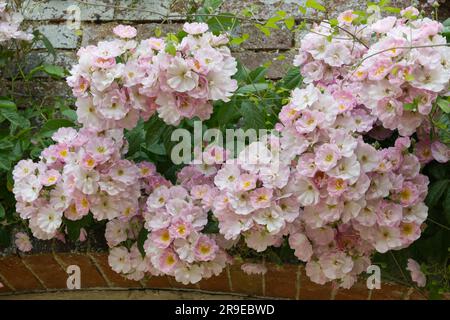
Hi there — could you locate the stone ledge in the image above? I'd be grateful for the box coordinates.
[22,0,115,21]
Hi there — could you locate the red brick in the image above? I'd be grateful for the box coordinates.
[404,287,427,300]
[143,275,172,289]
[370,282,408,300]
[167,276,198,290]
[56,253,108,288]
[21,254,67,289]
[0,256,43,291]
[335,281,370,300]
[298,267,333,300]
[0,281,14,294]
[229,264,263,297]
[89,252,142,288]
[264,263,297,299]
[198,271,231,293]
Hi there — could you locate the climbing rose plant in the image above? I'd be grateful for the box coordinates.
[9,4,450,289]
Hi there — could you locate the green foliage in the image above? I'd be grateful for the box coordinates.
[64,214,94,242]
[0,22,74,249]
[305,0,326,12]
[137,227,149,257]
[202,212,220,234]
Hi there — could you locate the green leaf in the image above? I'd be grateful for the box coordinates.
[0,154,11,171]
[0,108,30,128]
[145,116,167,146]
[202,212,220,234]
[426,180,449,207]
[240,101,265,130]
[248,67,268,83]
[298,6,307,15]
[145,143,166,156]
[265,16,283,29]
[126,120,145,157]
[0,203,5,219]
[329,18,339,27]
[382,6,401,14]
[437,97,450,114]
[203,0,223,12]
[0,139,13,149]
[165,42,177,56]
[279,67,302,89]
[42,64,66,78]
[61,109,78,122]
[137,227,149,257]
[284,16,295,30]
[0,99,16,110]
[443,18,450,27]
[234,61,250,82]
[236,83,269,94]
[207,13,238,34]
[65,214,94,242]
[305,0,326,12]
[403,102,417,111]
[39,119,76,137]
[255,24,271,37]
[33,30,56,58]
[230,33,249,45]
[442,26,450,39]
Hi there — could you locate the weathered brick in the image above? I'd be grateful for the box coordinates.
[21,254,67,289]
[233,23,293,50]
[335,281,370,300]
[115,0,176,21]
[370,282,408,300]
[167,276,198,290]
[297,266,333,300]
[26,50,77,75]
[404,287,427,300]
[89,252,142,288]
[0,80,72,103]
[23,0,115,21]
[0,282,14,294]
[35,24,79,49]
[56,253,108,288]
[198,271,231,293]
[143,275,172,289]
[0,256,43,291]
[222,0,306,20]
[264,263,297,299]
[234,50,295,79]
[229,263,263,296]
[80,22,183,46]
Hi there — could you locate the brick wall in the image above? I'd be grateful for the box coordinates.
[10,0,422,97]
[0,249,426,299]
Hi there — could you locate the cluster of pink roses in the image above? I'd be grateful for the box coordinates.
[67,22,237,129]
[104,164,231,284]
[12,127,142,240]
[141,184,230,284]
[179,84,432,288]
[0,0,33,42]
[294,7,450,162]
[279,88,430,287]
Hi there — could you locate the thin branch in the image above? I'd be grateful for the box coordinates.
[357,43,450,66]
[427,217,450,231]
